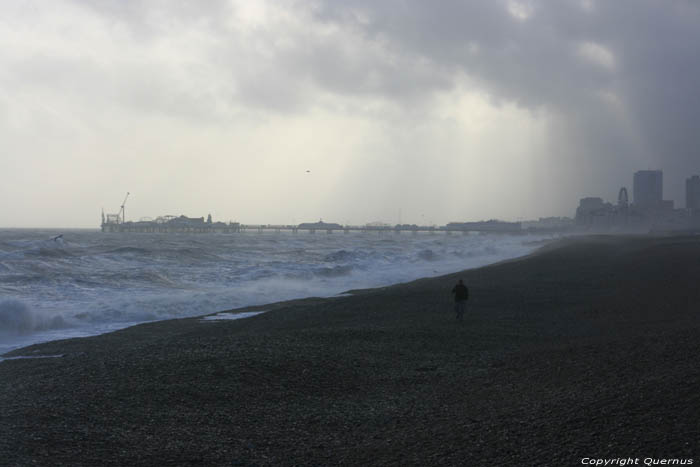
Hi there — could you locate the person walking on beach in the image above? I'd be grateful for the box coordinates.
[451,279,469,322]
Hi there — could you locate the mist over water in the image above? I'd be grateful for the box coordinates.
[0,229,554,354]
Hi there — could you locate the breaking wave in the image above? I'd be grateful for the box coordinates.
[0,299,66,334]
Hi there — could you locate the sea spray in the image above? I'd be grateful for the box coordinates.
[0,299,66,334]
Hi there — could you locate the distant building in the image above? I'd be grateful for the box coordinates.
[659,200,674,210]
[169,215,206,226]
[521,217,573,232]
[686,175,700,210]
[577,197,609,213]
[633,170,663,209]
[574,169,700,233]
[575,197,614,229]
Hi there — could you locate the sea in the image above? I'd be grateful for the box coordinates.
[0,228,556,355]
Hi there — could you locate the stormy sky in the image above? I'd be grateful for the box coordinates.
[1,0,699,228]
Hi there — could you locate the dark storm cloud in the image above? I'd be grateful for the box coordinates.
[310,1,698,116]
[309,0,599,107]
[308,0,700,203]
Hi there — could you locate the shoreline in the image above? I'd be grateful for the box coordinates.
[1,234,698,465]
[1,233,559,358]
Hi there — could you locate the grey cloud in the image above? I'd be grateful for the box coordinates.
[308,0,700,203]
[72,0,233,37]
[55,0,700,143]
[309,0,621,110]
[5,0,699,223]
[71,0,700,206]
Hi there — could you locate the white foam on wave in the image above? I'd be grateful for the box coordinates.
[0,299,67,334]
[200,311,267,321]
[0,354,64,363]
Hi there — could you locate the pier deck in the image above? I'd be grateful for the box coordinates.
[101,223,522,234]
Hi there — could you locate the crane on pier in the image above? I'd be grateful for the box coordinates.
[118,192,130,224]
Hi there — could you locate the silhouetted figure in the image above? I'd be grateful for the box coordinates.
[451,279,469,322]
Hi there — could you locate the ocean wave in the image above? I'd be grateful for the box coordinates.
[0,251,24,261]
[28,247,73,258]
[324,249,355,262]
[171,247,221,261]
[315,265,354,277]
[107,246,151,255]
[0,299,67,334]
[1,244,70,260]
[124,270,181,288]
[104,246,222,263]
[0,274,46,285]
[323,249,377,263]
[417,249,438,261]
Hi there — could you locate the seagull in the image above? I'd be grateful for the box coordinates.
[52,234,63,242]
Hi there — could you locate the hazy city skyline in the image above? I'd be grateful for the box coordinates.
[2,1,699,228]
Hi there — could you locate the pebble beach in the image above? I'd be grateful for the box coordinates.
[1,234,698,466]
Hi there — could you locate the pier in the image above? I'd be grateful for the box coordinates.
[100,216,523,235]
[101,194,524,235]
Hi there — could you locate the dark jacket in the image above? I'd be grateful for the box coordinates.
[452,283,469,302]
